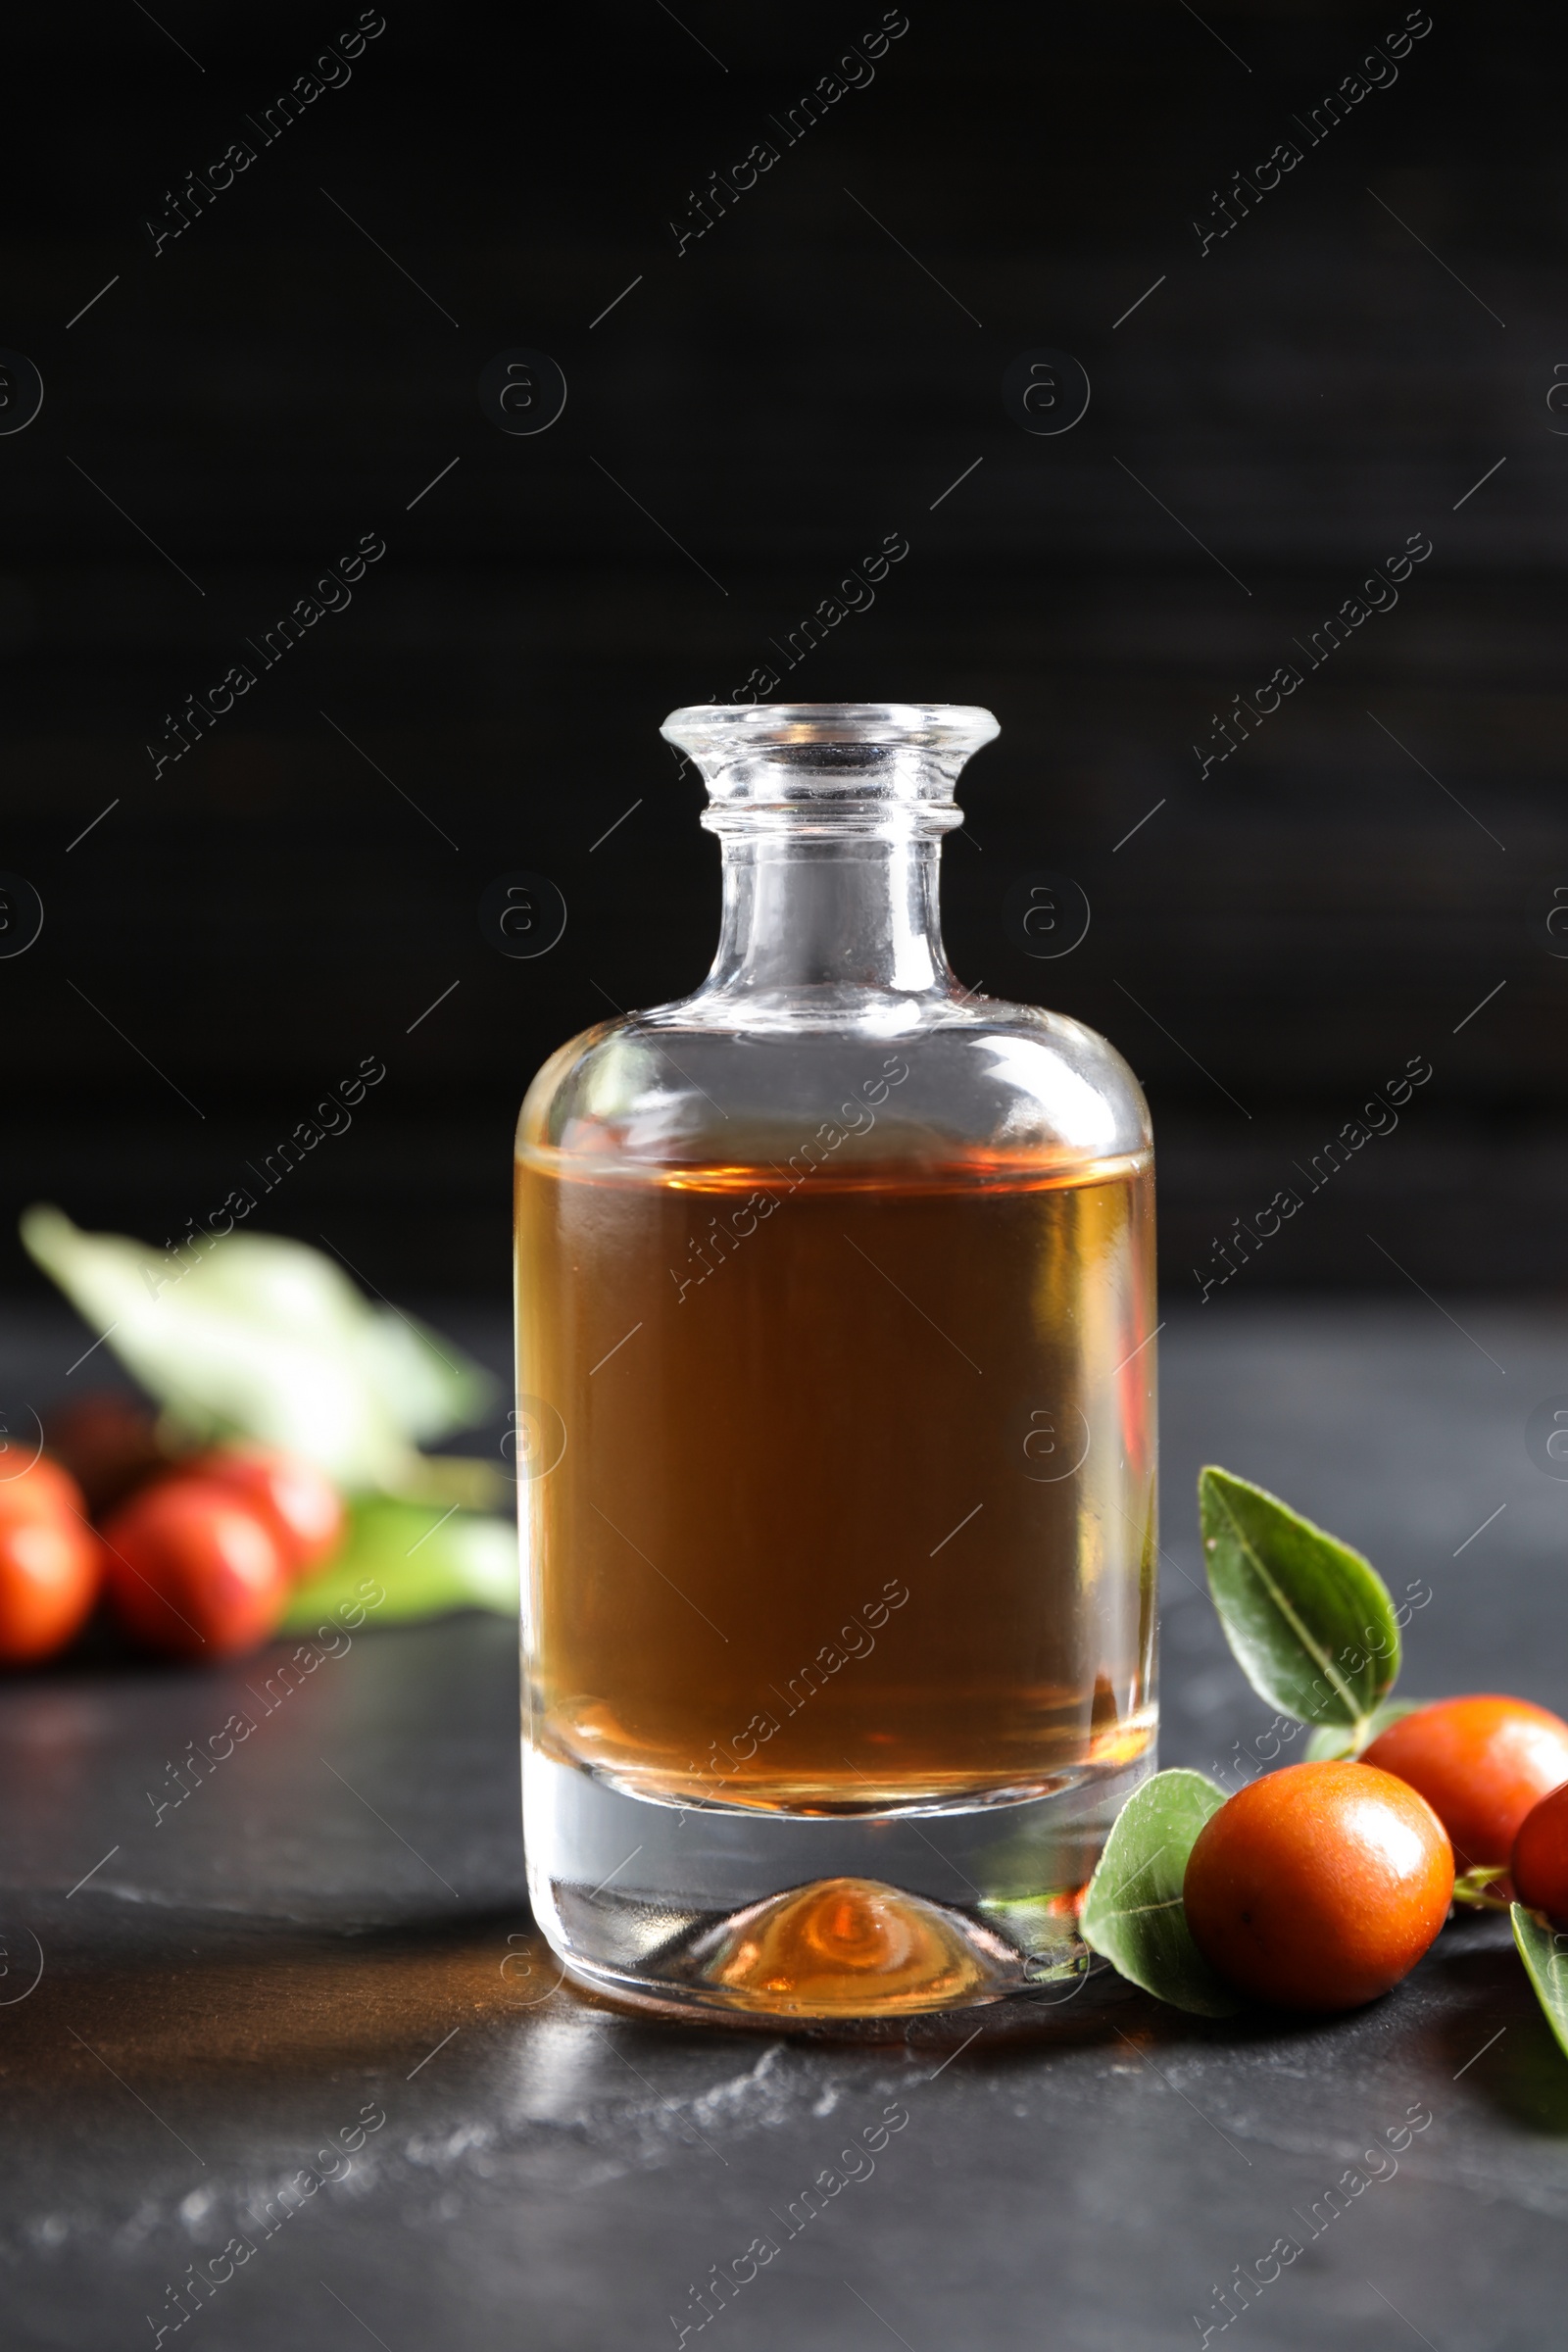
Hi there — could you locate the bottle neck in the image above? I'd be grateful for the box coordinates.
[706,832,953,1003]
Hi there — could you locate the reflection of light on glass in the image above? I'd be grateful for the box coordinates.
[975,1037,1120,1152]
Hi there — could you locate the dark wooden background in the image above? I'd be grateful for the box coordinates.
[1,0,1561,1302]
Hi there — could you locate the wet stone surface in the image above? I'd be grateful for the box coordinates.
[1,1299,1565,2349]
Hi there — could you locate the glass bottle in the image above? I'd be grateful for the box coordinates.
[514,704,1156,2022]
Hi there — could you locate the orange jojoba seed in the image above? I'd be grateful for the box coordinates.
[1362,1695,1568,1873]
[1183,1760,1453,2013]
[1510,1780,1568,1919]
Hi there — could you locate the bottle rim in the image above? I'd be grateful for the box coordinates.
[662,702,1000,765]
[662,704,999,835]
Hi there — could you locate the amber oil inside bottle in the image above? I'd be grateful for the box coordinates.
[516,1134,1155,1814]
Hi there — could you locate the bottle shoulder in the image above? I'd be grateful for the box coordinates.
[518,991,1151,1175]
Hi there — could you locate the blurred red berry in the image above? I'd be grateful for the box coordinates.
[101,1479,290,1659]
[183,1444,344,1577]
[0,1512,104,1664]
[43,1394,167,1516]
[0,1451,89,1528]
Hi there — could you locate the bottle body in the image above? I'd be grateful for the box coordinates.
[515,707,1156,2020]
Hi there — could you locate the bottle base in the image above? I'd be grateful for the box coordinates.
[523,1743,1153,2026]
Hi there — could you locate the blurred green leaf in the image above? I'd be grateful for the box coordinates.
[21,1207,496,1489]
[1199,1465,1400,1734]
[1080,1768,1241,2016]
[281,1496,517,1632]
[387,1452,513,1512]
[355,1305,498,1446]
[1512,1903,1568,2063]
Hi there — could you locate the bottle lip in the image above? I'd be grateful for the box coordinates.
[662,702,1001,761]
[662,703,1000,833]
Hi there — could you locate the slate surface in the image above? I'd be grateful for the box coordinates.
[2,1298,1565,2349]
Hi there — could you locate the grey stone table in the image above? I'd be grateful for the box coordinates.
[3,1299,1567,2351]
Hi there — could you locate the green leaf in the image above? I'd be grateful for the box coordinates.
[1199,1465,1401,1734]
[280,1497,518,1632]
[1304,1697,1426,1762]
[20,1207,497,1489]
[1512,1903,1568,2063]
[1080,1768,1241,2016]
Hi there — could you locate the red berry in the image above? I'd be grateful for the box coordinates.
[1361,1695,1568,1872]
[0,1514,104,1663]
[1511,1781,1568,1917]
[0,1451,89,1528]
[101,1479,290,1659]
[183,1444,344,1576]
[1183,1761,1453,2012]
[46,1393,167,1515]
